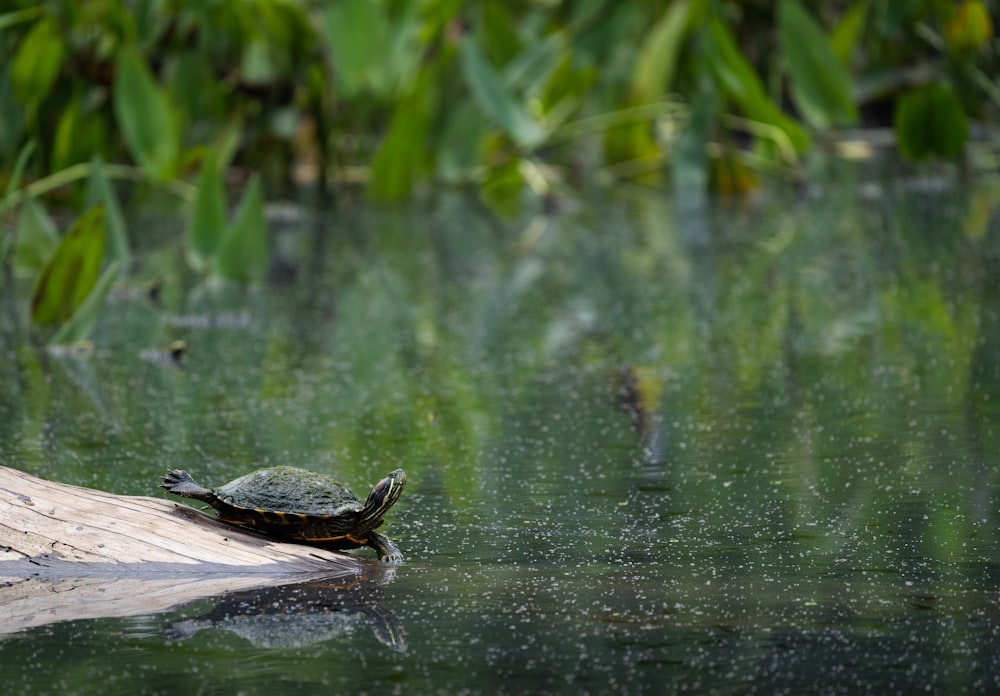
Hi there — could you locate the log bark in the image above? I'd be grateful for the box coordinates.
[0,466,380,637]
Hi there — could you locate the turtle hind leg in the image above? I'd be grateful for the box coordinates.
[161,469,216,504]
[368,532,403,563]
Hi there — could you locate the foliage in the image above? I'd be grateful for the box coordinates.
[113,48,180,182]
[0,0,996,208]
[778,0,858,129]
[29,205,105,326]
[894,82,970,159]
[0,0,998,347]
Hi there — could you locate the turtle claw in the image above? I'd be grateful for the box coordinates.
[369,532,403,563]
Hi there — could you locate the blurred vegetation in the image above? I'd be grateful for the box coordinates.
[2,0,997,198]
[1,4,999,688]
[0,0,998,344]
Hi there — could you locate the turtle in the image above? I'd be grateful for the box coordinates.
[161,466,406,562]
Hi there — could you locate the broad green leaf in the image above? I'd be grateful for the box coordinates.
[85,157,129,274]
[703,19,760,103]
[894,83,968,160]
[778,0,858,129]
[188,153,227,272]
[14,197,58,271]
[631,1,691,102]
[31,206,106,326]
[323,0,390,96]
[10,16,64,110]
[704,16,810,154]
[830,2,868,66]
[380,1,423,93]
[370,94,430,200]
[215,175,268,283]
[50,261,120,346]
[113,49,179,180]
[459,35,546,149]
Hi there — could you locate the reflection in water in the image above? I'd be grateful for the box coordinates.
[6,186,1000,692]
[608,365,667,465]
[166,569,407,652]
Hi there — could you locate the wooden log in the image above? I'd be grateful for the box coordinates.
[0,465,379,637]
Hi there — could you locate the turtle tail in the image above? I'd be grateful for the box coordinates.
[161,469,215,503]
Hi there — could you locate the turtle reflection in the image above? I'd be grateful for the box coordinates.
[165,572,407,652]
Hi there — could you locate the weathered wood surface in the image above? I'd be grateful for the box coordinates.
[0,466,370,636]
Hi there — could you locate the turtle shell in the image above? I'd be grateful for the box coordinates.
[162,465,406,559]
[214,466,362,518]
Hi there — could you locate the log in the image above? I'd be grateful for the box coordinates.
[0,466,393,639]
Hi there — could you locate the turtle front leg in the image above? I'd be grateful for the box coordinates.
[367,532,403,563]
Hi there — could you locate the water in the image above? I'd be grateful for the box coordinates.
[3,180,1000,694]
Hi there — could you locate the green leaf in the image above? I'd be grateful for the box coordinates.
[85,157,129,274]
[50,261,120,346]
[52,97,83,170]
[829,2,868,66]
[459,35,546,149]
[370,94,430,201]
[323,0,390,96]
[10,16,64,111]
[14,197,58,271]
[778,0,858,129]
[215,175,268,283]
[704,16,810,154]
[113,48,179,180]
[631,1,691,102]
[0,7,44,33]
[503,29,567,98]
[31,206,106,326]
[188,153,227,272]
[53,96,109,171]
[894,83,969,160]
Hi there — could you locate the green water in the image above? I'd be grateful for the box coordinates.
[3,181,1000,694]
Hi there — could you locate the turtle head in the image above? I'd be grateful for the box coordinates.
[359,468,406,530]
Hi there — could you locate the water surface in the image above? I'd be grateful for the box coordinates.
[2,181,1000,694]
